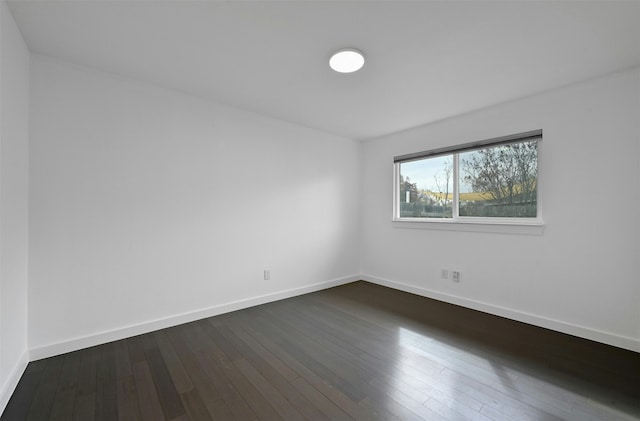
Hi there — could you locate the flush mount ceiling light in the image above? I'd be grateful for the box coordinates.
[329,48,365,73]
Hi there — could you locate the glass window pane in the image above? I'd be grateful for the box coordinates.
[399,156,453,218]
[459,141,537,218]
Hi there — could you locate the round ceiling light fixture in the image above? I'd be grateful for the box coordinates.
[329,48,365,73]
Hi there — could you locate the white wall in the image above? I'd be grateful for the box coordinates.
[0,0,30,412]
[28,55,361,358]
[361,67,640,352]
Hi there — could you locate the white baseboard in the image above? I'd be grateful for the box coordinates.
[0,350,29,415]
[26,273,640,361]
[29,275,359,361]
[361,274,640,353]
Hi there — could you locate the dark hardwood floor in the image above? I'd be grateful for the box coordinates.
[3,281,639,420]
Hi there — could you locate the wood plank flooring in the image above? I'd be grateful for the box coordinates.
[3,281,640,420]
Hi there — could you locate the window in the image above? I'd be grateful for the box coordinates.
[394,130,541,224]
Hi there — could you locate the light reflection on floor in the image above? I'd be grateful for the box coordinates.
[384,326,640,421]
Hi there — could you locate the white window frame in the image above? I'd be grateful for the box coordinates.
[393,130,544,230]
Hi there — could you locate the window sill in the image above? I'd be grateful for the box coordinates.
[392,218,545,235]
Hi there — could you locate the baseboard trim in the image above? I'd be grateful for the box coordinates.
[0,350,29,415]
[29,275,359,361]
[27,273,640,360]
[361,274,640,353]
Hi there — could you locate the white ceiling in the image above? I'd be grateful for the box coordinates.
[7,0,640,140]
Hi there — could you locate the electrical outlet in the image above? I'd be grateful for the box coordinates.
[264,270,270,280]
[452,271,460,282]
[440,269,449,279]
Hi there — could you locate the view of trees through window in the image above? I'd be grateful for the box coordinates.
[398,140,538,219]
[399,155,453,218]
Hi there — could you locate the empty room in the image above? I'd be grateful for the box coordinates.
[1,0,640,420]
